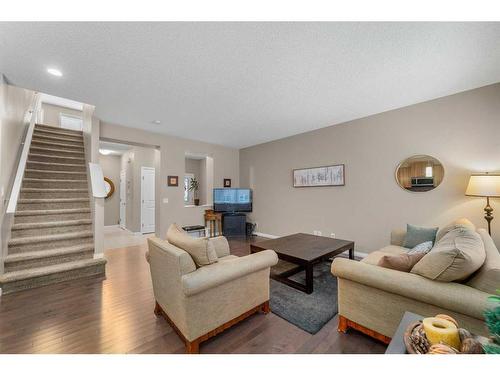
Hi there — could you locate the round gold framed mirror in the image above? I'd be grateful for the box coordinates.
[395,155,444,192]
[104,177,115,199]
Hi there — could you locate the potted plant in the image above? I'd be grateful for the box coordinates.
[189,178,200,206]
[483,290,500,354]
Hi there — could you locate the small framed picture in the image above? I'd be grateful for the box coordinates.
[224,178,231,187]
[168,175,179,186]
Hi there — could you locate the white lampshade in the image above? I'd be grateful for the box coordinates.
[465,174,500,197]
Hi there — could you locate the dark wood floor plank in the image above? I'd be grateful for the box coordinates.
[0,235,386,354]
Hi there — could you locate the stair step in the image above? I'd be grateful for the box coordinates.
[26,160,86,172]
[4,244,95,272]
[8,230,93,246]
[35,124,83,136]
[29,146,85,158]
[11,219,93,238]
[8,230,93,254]
[31,139,84,151]
[32,134,83,146]
[20,188,88,199]
[0,258,106,294]
[24,169,87,180]
[34,128,83,141]
[16,198,90,211]
[14,208,91,224]
[28,153,85,164]
[22,178,87,189]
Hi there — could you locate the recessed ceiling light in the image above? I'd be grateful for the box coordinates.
[47,68,63,77]
[99,149,112,155]
[152,120,161,124]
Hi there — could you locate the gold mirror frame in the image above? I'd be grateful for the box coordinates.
[104,177,115,199]
[395,155,444,193]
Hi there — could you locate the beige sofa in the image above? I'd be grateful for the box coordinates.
[331,228,499,342]
[147,235,278,353]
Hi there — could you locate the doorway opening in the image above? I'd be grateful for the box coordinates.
[99,139,160,244]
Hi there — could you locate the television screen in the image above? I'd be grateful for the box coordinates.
[213,188,252,212]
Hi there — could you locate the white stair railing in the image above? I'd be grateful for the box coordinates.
[6,93,41,214]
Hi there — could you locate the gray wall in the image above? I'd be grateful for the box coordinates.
[41,103,82,127]
[100,122,239,237]
[240,83,500,254]
[99,154,121,226]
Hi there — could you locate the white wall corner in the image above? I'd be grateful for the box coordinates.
[93,253,105,259]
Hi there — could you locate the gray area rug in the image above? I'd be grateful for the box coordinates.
[270,261,338,334]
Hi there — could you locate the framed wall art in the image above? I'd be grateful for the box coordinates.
[293,164,345,187]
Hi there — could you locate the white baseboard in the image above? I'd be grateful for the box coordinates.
[104,225,120,228]
[253,232,368,259]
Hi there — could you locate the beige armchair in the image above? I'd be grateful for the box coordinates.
[147,235,278,353]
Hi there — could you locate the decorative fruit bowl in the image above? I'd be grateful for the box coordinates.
[403,314,485,354]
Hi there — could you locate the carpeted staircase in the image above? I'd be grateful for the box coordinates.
[0,124,106,294]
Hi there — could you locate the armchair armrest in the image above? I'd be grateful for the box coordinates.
[182,250,278,296]
[331,258,492,320]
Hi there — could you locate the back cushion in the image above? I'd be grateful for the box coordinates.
[411,228,485,282]
[436,218,476,243]
[466,229,500,294]
[166,224,218,267]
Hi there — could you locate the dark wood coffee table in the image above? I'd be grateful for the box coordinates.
[250,233,354,294]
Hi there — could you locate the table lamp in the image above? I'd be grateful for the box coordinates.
[465,173,500,235]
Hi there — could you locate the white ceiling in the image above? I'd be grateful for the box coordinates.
[99,141,132,156]
[40,93,84,111]
[1,22,500,149]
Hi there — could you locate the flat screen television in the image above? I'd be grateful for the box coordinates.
[213,188,252,213]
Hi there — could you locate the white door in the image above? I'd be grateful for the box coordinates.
[141,167,155,234]
[119,170,126,229]
[59,114,83,131]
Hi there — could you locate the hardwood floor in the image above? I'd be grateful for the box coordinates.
[0,236,386,354]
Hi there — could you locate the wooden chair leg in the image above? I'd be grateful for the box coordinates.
[186,340,200,354]
[338,315,348,333]
[261,301,270,314]
[154,301,162,316]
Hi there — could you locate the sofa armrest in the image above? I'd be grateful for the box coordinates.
[182,249,278,296]
[391,229,406,246]
[210,236,231,258]
[331,258,492,320]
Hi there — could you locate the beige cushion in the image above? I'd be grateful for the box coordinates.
[466,228,500,294]
[377,252,426,272]
[166,224,218,267]
[411,228,485,282]
[436,218,476,242]
[362,245,407,266]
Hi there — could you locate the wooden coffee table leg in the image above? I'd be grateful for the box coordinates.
[305,263,313,294]
[349,247,355,260]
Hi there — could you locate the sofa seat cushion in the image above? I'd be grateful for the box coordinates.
[466,228,500,294]
[411,227,485,282]
[167,224,218,267]
[362,245,407,266]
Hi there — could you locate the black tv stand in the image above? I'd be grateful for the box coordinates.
[222,212,246,237]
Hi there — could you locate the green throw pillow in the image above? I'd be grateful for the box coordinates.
[403,224,439,248]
